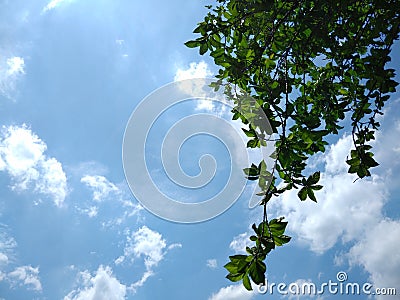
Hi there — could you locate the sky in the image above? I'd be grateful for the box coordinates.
[0,0,399,299]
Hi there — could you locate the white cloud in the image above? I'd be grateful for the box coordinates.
[272,134,387,253]
[78,175,142,223]
[126,226,166,269]
[0,56,25,99]
[0,125,67,207]
[6,57,24,76]
[174,61,216,111]
[229,232,252,254]
[174,61,213,82]
[268,103,400,299]
[114,256,125,265]
[78,206,98,218]
[207,259,218,269]
[0,253,8,265]
[42,0,74,13]
[324,135,353,175]
[129,270,153,292]
[209,284,256,300]
[168,243,182,250]
[112,199,143,224]
[64,265,126,300]
[81,175,119,202]
[115,226,179,293]
[8,265,42,292]
[347,219,400,299]
[0,229,17,264]
[36,157,68,207]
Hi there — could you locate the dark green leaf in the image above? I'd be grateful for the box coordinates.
[242,274,252,290]
[298,187,307,201]
[184,40,200,48]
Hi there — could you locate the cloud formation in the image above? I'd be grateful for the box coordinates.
[269,105,400,298]
[0,228,43,293]
[0,125,68,207]
[7,265,42,292]
[0,56,25,99]
[0,228,16,268]
[78,174,142,222]
[64,265,126,300]
[209,284,255,300]
[229,232,252,254]
[81,175,119,202]
[347,219,400,299]
[174,61,215,111]
[174,61,213,82]
[115,226,181,293]
[42,0,75,13]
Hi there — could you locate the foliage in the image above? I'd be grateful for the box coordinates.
[186,0,400,290]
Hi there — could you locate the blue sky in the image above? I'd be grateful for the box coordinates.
[0,0,399,299]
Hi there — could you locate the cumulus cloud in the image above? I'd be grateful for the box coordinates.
[267,103,400,299]
[64,265,126,300]
[229,232,252,254]
[0,125,67,207]
[271,134,388,253]
[6,57,24,76]
[128,226,166,269]
[347,219,400,299]
[174,61,213,82]
[81,175,119,202]
[0,229,43,293]
[8,265,42,292]
[115,226,180,293]
[0,253,8,265]
[209,284,256,300]
[0,56,25,99]
[174,61,216,111]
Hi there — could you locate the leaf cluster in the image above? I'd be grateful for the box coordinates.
[186,0,400,289]
[224,218,291,290]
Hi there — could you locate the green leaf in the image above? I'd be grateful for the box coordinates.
[226,273,244,282]
[224,261,239,273]
[184,40,200,48]
[187,0,399,288]
[242,274,252,290]
[307,188,317,202]
[260,237,275,252]
[259,160,268,176]
[311,185,323,190]
[228,255,248,263]
[242,128,256,138]
[274,235,291,246]
[199,42,208,55]
[247,139,259,148]
[298,187,307,201]
[269,219,287,236]
[307,171,320,185]
[248,260,266,285]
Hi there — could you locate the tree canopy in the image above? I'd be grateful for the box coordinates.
[186,0,400,290]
